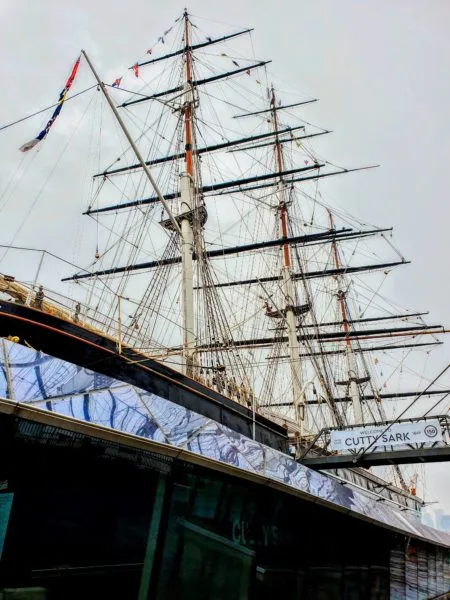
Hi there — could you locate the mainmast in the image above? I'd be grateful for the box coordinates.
[180,10,196,377]
[329,210,364,424]
[270,87,306,431]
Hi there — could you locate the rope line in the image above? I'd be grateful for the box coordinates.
[0,85,97,133]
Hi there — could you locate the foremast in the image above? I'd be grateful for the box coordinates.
[180,10,196,377]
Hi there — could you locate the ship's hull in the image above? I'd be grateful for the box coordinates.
[1,302,450,599]
[0,300,287,451]
[0,400,448,599]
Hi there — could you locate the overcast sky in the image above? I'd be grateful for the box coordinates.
[0,0,449,518]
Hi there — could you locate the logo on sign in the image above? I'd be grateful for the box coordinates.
[424,425,438,438]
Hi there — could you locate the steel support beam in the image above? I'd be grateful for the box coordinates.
[301,446,450,469]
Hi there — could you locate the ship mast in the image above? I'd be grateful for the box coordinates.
[180,10,196,377]
[328,210,364,424]
[270,86,306,430]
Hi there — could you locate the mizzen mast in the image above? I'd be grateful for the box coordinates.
[329,210,365,424]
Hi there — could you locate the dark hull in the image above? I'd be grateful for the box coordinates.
[0,300,287,451]
[1,399,443,600]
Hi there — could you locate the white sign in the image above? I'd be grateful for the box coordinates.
[330,420,442,451]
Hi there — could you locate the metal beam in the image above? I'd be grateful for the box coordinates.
[121,60,271,107]
[65,228,375,281]
[189,323,443,351]
[260,388,450,408]
[87,162,323,214]
[194,260,410,290]
[266,341,442,360]
[135,28,254,68]
[227,130,330,153]
[93,125,308,178]
[233,99,318,118]
[301,446,450,469]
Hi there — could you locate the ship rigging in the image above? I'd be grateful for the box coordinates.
[0,10,448,497]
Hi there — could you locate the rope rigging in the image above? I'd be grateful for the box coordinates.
[0,11,446,506]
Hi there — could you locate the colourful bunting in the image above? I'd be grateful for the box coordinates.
[117,21,177,89]
[19,55,80,152]
[102,19,269,116]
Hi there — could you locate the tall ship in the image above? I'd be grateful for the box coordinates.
[0,11,449,599]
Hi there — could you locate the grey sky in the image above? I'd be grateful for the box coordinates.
[0,0,449,517]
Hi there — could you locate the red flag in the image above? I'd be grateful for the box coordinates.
[64,56,80,92]
[112,78,122,88]
[132,63,139,77]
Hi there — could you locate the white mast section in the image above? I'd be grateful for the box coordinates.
[346,339,364,423]
[282,263,305,425]
[180,169,196,377]
[180,11,196,377]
